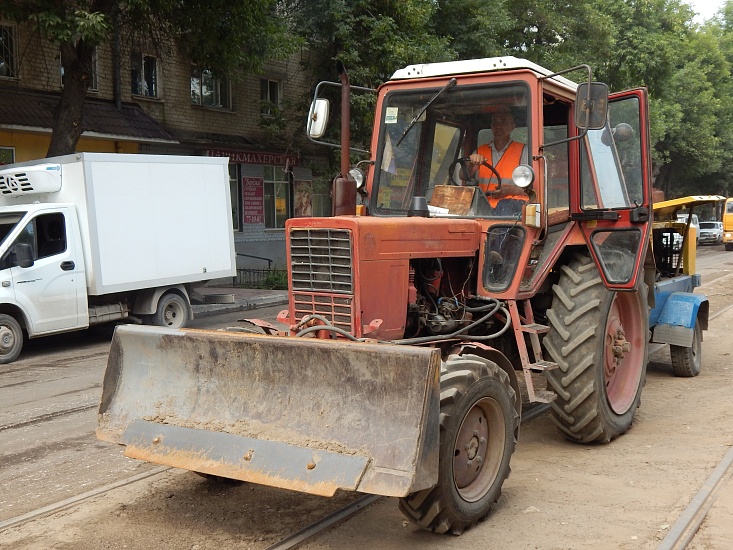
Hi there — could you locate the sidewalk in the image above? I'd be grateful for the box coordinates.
[190,285,289,318]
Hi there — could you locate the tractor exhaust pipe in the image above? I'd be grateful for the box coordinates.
[332,61,356,216]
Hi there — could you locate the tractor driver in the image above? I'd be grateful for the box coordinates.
[469,105,529,216]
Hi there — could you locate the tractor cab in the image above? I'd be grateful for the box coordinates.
[358,57,652,291]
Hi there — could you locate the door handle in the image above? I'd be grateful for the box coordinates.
[60,261,75,271]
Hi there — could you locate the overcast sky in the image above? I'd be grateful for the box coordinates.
[687,0,726,22]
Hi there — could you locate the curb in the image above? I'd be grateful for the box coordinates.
[192,294,289,318]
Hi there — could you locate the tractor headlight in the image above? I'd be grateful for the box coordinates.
[512,164,534,188]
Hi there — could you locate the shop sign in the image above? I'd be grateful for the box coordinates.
[208,149,299,167]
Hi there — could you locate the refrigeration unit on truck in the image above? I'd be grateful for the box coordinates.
[0,152,236,364]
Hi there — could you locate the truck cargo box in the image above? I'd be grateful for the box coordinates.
[0,153,235,295]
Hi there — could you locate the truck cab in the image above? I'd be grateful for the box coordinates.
[0,205,88,338]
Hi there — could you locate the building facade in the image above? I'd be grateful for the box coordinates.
[0,19,331,270]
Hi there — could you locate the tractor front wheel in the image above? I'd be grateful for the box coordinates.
[543,253,648,443]
[398,354,519,535]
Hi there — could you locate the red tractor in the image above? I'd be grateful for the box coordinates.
[98,57,653,534]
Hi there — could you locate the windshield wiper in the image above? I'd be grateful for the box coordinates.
[396,78,457,147]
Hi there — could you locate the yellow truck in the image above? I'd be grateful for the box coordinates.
[723,197,733,251]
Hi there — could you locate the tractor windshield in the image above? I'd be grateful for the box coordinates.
[580,95,644,210]
[372,83,531,218]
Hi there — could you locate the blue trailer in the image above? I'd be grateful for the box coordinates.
[650,196,724,376]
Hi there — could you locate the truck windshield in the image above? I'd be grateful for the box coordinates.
[372,83,530,217]
[0,213,24,247]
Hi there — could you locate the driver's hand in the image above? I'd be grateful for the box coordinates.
[469,153,486,165]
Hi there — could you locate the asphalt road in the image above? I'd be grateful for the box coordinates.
[0,243,731,535]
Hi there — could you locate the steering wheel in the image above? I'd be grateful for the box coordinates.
[448,157,502,191]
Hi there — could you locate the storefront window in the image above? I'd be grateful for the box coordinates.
[264,165,290,229]
[229,164,240,231]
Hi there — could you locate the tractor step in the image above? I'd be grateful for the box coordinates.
[527,360,558,372]
[519,323,550,334]
[532,390,557,403]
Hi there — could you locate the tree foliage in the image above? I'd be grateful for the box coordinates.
[4,0,733,200]
[0,0,295,156]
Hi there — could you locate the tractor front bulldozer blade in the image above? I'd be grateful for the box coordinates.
[97,325,441,497]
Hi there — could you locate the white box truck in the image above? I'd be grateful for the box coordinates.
[0,153,236,363]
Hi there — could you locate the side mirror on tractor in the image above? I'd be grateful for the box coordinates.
[307,98,330,139]
[575,82,609,130]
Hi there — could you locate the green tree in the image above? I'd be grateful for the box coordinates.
[0,0,294,157]
[282,0,455,154]
[501,0,615,70]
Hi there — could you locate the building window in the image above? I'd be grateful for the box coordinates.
[131,52,157,97]
[264,165,290,229]
[61,47,98,91]
[0,24,17,78]
[260,78,281,116]
[191,68,230,108]
[0,146,14,165]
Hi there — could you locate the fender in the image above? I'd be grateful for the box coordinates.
[132,285,190,315]
[450,342,522,420]
[650,291,708,348]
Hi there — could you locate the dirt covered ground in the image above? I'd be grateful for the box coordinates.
[2,276,733,549]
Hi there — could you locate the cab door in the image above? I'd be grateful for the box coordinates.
[8,209,83,334]
[573,88,652,290]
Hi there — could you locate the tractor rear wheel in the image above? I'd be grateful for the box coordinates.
[398,354,519,535]
[543,253,648,443]
[670,322,702,377]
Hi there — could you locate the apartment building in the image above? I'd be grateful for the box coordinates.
[0,20,329,269]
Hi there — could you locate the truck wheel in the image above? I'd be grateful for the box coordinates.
[670,322,702,377]
[544,253,648,443]
[152,293,190,329]
[398,354,519,535]
[726,243,733,251]
[0,314,23,364]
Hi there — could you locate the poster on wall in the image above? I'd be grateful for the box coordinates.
[242,176,264,224]
[294,180,313,217]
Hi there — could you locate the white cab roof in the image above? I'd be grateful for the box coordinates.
[390,56,578,90]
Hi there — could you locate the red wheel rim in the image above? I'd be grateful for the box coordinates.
[603,292,644,414]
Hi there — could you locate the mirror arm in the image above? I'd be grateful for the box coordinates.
[540,128,588,151]
[306,80,375,154]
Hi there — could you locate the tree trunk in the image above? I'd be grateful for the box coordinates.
[654,163,673,201]
[46,42,92,158]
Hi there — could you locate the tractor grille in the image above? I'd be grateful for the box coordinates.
[290,228,355,333]
[290,228,353,293]
[293,293,354,333]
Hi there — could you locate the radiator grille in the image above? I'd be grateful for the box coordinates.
[290,228,353,293]
[293,293,354,333]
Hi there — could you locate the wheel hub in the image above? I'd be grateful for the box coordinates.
[0,326,15,352]
[453,406,489,489]
[605,317,631,378]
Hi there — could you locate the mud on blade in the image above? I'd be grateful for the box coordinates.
[97,325,441,497]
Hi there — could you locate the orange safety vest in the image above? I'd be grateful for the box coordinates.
[476,141,525,206]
